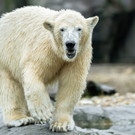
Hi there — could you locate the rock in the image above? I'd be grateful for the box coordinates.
[84,81,116,96]
[0,105,135,135]
[0,119,122,135]
[103,105,135,124]
[99,84,116,95]
[0,125,86,135]
[74,105,135,135]
[0,112,91,135]
[0,111,89,135]
[74,106,112,129]
[110,125,135,135]
[104,105,135,135]
[75,126,125,135]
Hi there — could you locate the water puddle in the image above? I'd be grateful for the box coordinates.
[75,118,113,130]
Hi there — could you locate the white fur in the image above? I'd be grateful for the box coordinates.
[7,117,34,127]
[0,6,98,132]
[61,27,81,59]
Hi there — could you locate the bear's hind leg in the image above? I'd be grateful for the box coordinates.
[0,70,34,127]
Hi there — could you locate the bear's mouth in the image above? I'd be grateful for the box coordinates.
[66,50,76,59]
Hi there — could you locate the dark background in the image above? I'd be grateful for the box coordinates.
[0,0,135,63]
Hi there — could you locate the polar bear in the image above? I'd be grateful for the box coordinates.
[0,6,98,132]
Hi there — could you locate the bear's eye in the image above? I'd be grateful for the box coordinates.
[60,28,65,32]
[77,27,82,32]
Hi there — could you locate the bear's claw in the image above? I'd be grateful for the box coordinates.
[49,119,75,132]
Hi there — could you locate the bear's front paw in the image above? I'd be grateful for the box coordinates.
[28,101,53,124]
[7,117,35,127]
[49,118,75,132]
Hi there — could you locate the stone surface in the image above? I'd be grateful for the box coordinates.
[0,105,135,135]
[74,105,135,135]
[0,113,91,135]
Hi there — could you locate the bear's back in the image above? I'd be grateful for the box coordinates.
[0,6,59,81]
[0,6,58,50]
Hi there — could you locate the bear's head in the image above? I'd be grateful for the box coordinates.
[43,10,99,62]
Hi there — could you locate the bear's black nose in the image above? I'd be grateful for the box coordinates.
[66,41,75,50]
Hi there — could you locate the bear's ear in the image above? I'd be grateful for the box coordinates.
[43,21,54,32]
[86,16,99,29]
